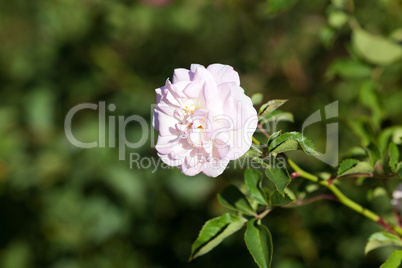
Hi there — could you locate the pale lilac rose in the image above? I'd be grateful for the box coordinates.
[153,64,258,177]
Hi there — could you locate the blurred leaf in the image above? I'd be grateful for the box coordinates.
[352,27,402,65]
[366,142,382,166]
[320,26,336,48]
[1,241,32,268]
[389,142,400,172]
[265,164,291,196]
[245,169,268,205]
[218,185,255,216]
[384,90,402,117]
[252,93,264,105]
[268,132,317,156]
[331,0,345,8]
[190,213,246,260]
[390,28,402,43]
[25,88,55,140]
[379,126,402,153]
[347,118,375,146]
[365,232,402,254]
[244,218,273,268]
[259,99,288,118]
[328,11,348,29]
[269,190,295,206]
[381,250,402,268]
[326,58,372,80]
[331,0,354,11]
[397,163,402,178]
[359,80,383,128]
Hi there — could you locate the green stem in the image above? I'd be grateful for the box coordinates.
[288,159,402,237]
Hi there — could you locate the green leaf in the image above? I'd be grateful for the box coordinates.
[244,218,273,268]
[365,232,402,254]
[366,142,382,166]
[268,132,317,156]
[259,110,294,123]
[265,165,291,196]
[352,27,402,65]
[347,118,375,146]
[338,159,374,177]
[259,99,288,117]
[267,0,298,14]
[359,80,383,128]
[270,139,299,154]
[397,163,402,179]
[252,157,269,168]
[269,190,295,206]
[328,10,348,29]
[217,185,255,216]
[267,131,282,146]
[245,169,268,206]
[331,0,354,11]
[252,93,264,106]
[242,144,263,159]
[325,58,372,80]
[379,126,402,153]
[381,250,402,268]
[320,26,336,48]
[190,213,246,260]
[389,142,400,173]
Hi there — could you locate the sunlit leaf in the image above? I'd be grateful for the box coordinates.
[190,213,246,260]
[352,27,402,65]
[268,132,317,156]
[244,218,273,268]
[365,232,402,254]
[338,159,374,177]
[267,131,282,146]
[259,99,288,117]
[242,144,263,159]
[252,93,264,105]
[381,250,402,268]
[328,11,348,29]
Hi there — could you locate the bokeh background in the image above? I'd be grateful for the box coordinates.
[1,0,402,267]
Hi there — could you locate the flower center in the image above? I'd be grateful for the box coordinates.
[183,104,198,115]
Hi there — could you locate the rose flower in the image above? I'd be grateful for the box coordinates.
[153,64,257,177]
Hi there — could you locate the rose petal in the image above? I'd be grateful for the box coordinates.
[207,63,240,86]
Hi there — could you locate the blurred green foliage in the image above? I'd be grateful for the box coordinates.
[0,0,401,267]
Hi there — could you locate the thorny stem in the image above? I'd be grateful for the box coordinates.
[256,208,271,219]
[257,123,270,139]
[287,194,339,207]
[288,159,402,237]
